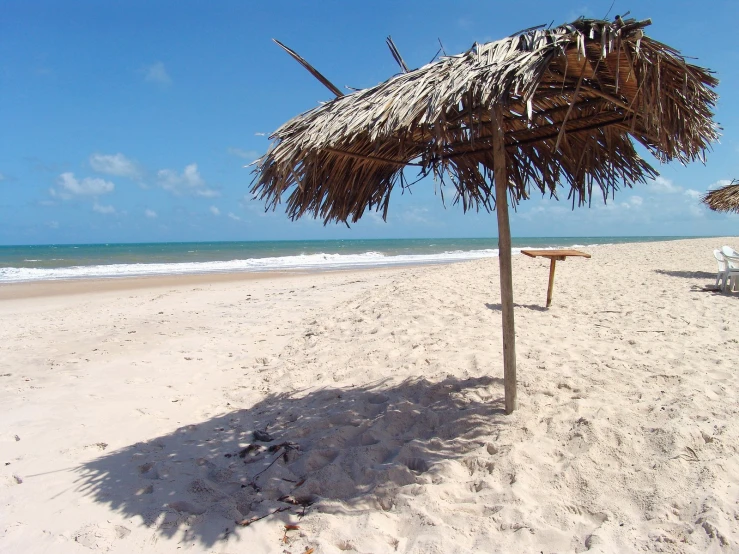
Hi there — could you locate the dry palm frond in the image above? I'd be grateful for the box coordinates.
[252,17,718,224]
[702,180,739,213]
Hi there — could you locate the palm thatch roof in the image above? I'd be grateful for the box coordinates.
[251,17,718,224]
[702,180,739,213]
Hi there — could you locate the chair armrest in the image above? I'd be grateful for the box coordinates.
[726,255,739,270]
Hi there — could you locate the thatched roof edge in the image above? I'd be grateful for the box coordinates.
[702,180,739,213]
[252,17,719,224]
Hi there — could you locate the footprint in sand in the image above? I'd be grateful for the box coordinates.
[168,500,206,515]
[357,431,381,446]
[138,461,173,480]
[299,449,340,473]
[403,457,430,473]
[135,485,154,495]
[367,393,389,404]
[73,523,131,551]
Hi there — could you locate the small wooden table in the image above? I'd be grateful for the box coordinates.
[520,249,591,307]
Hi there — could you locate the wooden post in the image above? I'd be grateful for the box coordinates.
[492,105,517,414]
[546,259,557,308]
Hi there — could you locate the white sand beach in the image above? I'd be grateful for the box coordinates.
[1,237,739,553]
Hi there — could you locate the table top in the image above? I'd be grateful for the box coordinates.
[520,249,592,259]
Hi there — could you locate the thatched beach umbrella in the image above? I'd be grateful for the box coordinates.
[252,17,718,413]
[702,180,739,213]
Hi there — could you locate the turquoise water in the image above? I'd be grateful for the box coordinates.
[0,237,696,282]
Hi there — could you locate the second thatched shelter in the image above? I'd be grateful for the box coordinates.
[702,180,739,213]
[252,16,719,413]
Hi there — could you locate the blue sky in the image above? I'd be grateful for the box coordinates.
[1,0,738,245]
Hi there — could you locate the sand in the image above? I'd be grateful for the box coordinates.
[1,237,738,553]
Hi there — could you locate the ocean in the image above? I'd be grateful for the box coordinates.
[0,237,690,283]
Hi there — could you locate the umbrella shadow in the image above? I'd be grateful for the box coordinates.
[688,284,739,298]
[485,302,548,312]
[655,270,739,298]
[654,269,716,279]
[74,375,505,547]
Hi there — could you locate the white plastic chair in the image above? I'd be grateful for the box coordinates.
[720,246,739,292]
[714,250,730,290]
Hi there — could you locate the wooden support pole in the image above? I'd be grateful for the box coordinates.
[546,259,557,308]
[492,105,517,415]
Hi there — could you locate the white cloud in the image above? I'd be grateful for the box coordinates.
[0,172,5,181]
[568,5,594,21]
[210,206,220,216]
[47,220,59,229]
[227,212,241,221]
[158,164,203,189]
[156,163,220,197]
[688,203,705,218]
[706,179,733,192]
[520,198,585,219]
[227,147,259,160]
[90,153,141,179]
[51,172,115,198]
[367,211,385,225]
[93,202,116,214]
[649,176,732,204]
[145,209,157,218]
[254,132,266,137]
[242,197,277,218]
[400,206,432,224]
[144,62,171,85]
[650,176,682,194]
[514,175,725,233]
[457,17,472,29]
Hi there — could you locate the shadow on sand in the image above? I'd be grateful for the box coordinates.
[75,375,505,547]
[485,302,548,312]
[654,269,716,280]
[655,270,739,298]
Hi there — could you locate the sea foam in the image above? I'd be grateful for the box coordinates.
[0,248,517,282]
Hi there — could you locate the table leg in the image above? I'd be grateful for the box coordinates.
[546,258,557,307]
